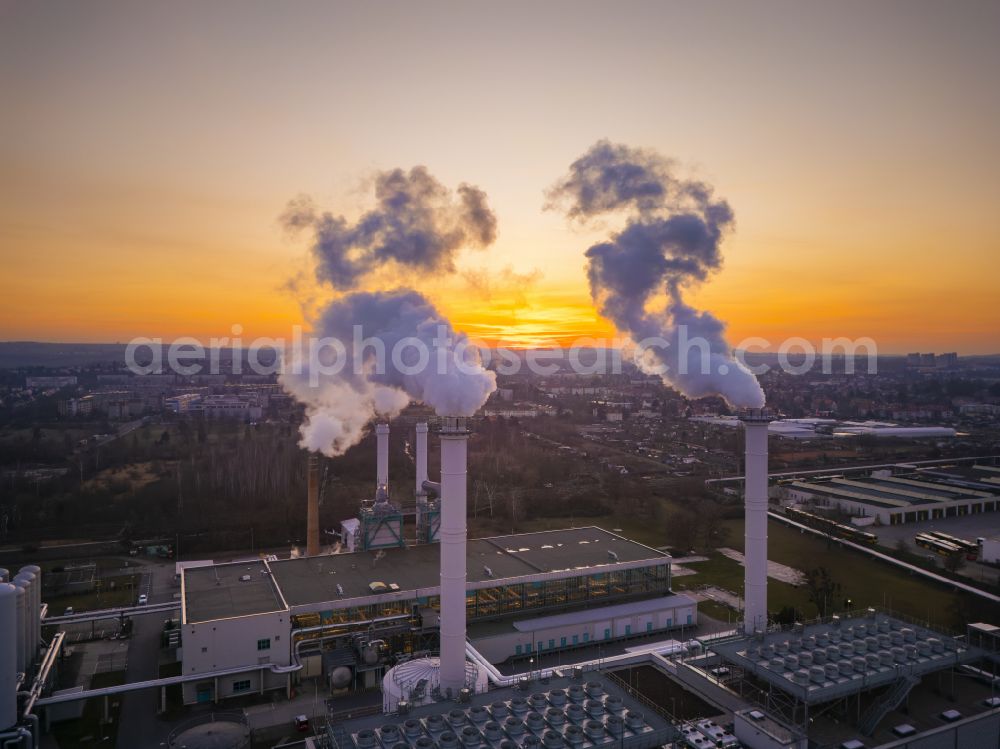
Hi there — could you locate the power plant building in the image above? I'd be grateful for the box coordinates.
[179,527,691,705]
[12,417,1000,749]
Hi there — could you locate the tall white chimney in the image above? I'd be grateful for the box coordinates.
[376,423,390,493]
[415,422,429,497]
[438,416,469,693]
[740,408,773,634]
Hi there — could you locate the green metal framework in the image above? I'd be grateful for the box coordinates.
[359,508,405,550]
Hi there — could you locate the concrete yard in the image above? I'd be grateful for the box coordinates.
[717,547,805,585]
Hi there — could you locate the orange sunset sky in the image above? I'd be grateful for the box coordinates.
[1,1,998,353]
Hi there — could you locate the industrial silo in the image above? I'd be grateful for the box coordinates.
[0,583,17,731]
[12,580,27,676]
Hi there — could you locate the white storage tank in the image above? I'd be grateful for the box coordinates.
[13,580,27,675]
[23,565,40,660]
[0,583,17,731]
[330,666,352,689]
[14,569,36,668]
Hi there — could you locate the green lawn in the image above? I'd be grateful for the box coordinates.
[672,551,817,619]
[717,517,981,630]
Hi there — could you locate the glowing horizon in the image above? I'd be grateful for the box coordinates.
[1,2,998,354]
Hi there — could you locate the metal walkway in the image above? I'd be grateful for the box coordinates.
[43,600,179,625]
[34,663,274,706]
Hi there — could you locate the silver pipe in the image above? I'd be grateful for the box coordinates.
[21,632,64,719]
[22,715,37,749]
[0,727,30,749]
[464,636,690,688]
[272,613,412,674]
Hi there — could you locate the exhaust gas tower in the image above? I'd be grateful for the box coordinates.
[740,408,773,634]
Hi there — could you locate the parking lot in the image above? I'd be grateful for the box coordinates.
[871,512,1000,585]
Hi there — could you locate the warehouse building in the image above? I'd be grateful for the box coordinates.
[179,526,692,705]
[780,464,1000,525]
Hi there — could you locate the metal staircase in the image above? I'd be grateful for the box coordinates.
[387,656,480,712]
[859,674,920,735]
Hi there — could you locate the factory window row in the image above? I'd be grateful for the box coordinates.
[465,564,671,620]
[291,563,670,629]
[257,638,271,651]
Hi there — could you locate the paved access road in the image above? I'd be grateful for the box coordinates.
[115,559,176,748]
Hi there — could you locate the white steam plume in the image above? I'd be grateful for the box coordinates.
[281,290,496,457]
[280,166,498,456]
[547,140,764,408]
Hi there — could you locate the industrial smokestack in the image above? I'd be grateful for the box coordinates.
[438,416,470,693]
[740,408,773,634]
[376,423,390,494]
[306,454,321,557]
[415,422,428,497]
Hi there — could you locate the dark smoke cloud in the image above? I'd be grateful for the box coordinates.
[282,166,497,289]
[548,140,764,408]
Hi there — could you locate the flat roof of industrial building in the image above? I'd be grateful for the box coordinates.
[183,559,286,624]
[268,527,666,608]
[333,674,676,747]
[917,465,1000,489]
[789,472,1000,510]
[712,613,980,705]
[183,527,667,623]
